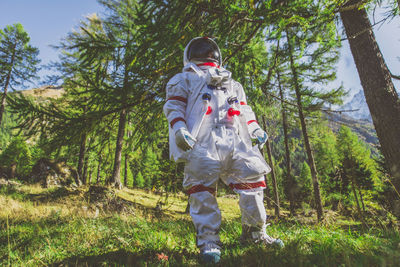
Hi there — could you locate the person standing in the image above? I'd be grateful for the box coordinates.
[163,37,284,264]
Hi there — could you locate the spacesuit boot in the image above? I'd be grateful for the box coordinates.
[240,224,284,248]
[238,190,284,248]
[200,242,221,264]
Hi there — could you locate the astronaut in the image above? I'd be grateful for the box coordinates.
[163,37,283,263]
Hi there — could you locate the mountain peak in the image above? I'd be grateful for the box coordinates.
[341,89,372,122]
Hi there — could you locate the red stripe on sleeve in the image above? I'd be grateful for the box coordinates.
[247,120,258,125]
[240,101,247,105]
[170,117,186,128]
[167,96,187,104]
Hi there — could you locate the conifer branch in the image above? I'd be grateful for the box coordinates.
[222,21,263,64]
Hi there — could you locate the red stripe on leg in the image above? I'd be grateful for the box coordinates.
[229,181,266,190]
[187,185,216,195]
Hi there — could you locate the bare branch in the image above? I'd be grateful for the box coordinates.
[389,69,400,81]
[321,108,360,114]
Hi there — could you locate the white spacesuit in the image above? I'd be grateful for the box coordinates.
[163,37,283,263]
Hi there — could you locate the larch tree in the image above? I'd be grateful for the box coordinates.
[6,15,113,185]
[272,0,345,220]
[339,0,400,217]
[0,23,40,127]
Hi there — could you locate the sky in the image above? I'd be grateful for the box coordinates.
[335,6,400,100]
[0,0,104,83]
[1,0,399,103]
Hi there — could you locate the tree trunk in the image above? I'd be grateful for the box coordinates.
[277,71,296,215]
[111,108,127,188]
[358,185,366,213]
[351,178,362,219]
[0,43,17,127]
[97,155,102,184]
[261,116,280,218]
[259,117,272,210]
[83,156,88,185]
[9,163,16,179]
[185,198,190,214]
[124,151,128,188]
[287,31,323,221]
[88,169,92,185]
[124,120,131,188]
[350,174,367,228]
[77,133,87,184]
[340,0,400,216]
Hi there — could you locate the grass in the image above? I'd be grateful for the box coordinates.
[0,182,399,266]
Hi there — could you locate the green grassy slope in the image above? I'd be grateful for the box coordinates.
[1,182,399,266]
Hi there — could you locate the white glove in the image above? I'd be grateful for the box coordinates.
[175,128,196,151]
[251,128,268,149]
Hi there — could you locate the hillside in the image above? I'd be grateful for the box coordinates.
[326,112,379,153]
[19,85,64,99]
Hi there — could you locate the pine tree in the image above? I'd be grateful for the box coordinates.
[340,0,400,217]
[311,124,340,193]
[337,126,377,222]
[277,64,297,215]
[0,136,32,178]
[0,23,40,127]
[274,2,345,220]
[136,171,145,188]
[297,162,312,206]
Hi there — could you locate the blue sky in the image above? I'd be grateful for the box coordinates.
[336,7,400,99]
[1,0,399,102]
[0,0,104,83]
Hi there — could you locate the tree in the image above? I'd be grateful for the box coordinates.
[0,108,16,151]
[340,0,400,216]
[337,126,377,224]
[283,20,344,220]
[297,162,312,206]
[0,137,32,178]
[0,23,40,127]
[311,124,340,194]
[276,63,297,215]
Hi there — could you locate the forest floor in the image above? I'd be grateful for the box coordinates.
[1,181,400,266]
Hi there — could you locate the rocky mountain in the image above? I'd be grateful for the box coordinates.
[325,89,379,154]
[340,89,372,122]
